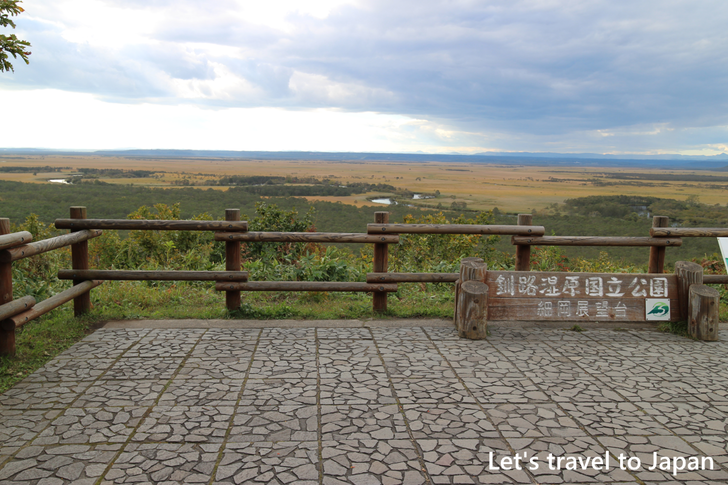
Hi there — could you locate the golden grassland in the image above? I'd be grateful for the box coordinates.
[1,154,725,213]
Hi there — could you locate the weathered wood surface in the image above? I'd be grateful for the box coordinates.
[225,209,242,311]
[215,281,398,292]
[651,227,728,237]
[216,232,399,244]
[485,271,680,322]
[648,216,670,274]
[675,261,703,321]
[456,280,488,339]
[3,280,103,329]
[704,275,728,284]
[515,214,532,271]
[511,236,682,247]
[58,270,249,282]
[454,259,486,325]
[0,296,35,322]
[367,223,546,236]
[70,207,91,316]
[0,231,32,251]
[0,229,103,263]
[0,219,14,355]
[367,272,459,283]
[373,212,390,313]
[689,284,719,341]
[55,219,249,232]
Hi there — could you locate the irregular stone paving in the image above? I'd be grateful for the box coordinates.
[1,323,728,484]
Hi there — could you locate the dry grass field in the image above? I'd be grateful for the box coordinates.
[2,154,726,213]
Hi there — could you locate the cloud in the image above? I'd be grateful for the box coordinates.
[2,0,728,153]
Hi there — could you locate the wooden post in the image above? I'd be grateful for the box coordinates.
[674,261,703,321]
[456,280,489,339]
[70,207,91,316]
[372,212,390,313]
[0,218,15,355]
[515,214,532,271]
[648,216,669,273]
[454,258,486,324]
[225,209,242,311]
[688,284,719,341]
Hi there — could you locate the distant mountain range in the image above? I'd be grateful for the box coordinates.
[2,148,727,169]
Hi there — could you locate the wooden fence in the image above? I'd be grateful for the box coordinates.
[0,207,726,355]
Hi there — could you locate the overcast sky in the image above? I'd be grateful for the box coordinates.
[2,0,727,155]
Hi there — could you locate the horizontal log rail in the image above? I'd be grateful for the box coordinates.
[55,219,249,232]
[215,232,400,244]
[511,236,682,247]
[368,223,545,236]
[704,275,728,284]
[651,227,728,237]
[0,296,35,321]
[0,230,103,263]
[367,272,459,283]
[216,281,398,292]
[2,280,103,329]
[0,231,32,251]
[58,270,249,282]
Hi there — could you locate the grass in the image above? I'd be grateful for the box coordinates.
[657,320,690,337]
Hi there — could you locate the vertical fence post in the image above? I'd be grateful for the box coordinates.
[648,216,669,273]
[70,207,91,316]
[0,218,15,355]
[372,211,389,313]
[674,261,703,321]
[225,209,242,311]
[515,213,532,271]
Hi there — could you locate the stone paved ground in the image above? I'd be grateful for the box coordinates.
[1,319,728,484]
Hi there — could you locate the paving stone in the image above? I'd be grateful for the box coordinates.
[418,438,532,484]
[229,404,317,442]
[23,358,115,383]
[318,328,373,339]
[103,357,184,380]
[0,409,63,449]
[637,401,728,435]
[0,444,121,483]
[0,382,91,409]
[123,340,196,358]
[486,403,583,438]
[391,378,476,404]
[322,439,426,485]
[101,442,219,484]
[260,327,316,340]
[133,406,233,443]
[177,357,250,379]
[531,376,628,403]
[240,379,318,407]
[191,340,256,359]
[681,434,728,468]
[560,401,670,436]
[507,435,637,483]
[213,441,319,484]
[200,328,260,341]
[34,407,147,445]
[248,356,318,378]
[598,435,728,482]
[383,352,457,379]
[321,374,396,405]
[403,404,499,440]
[600,375,728,402]
[158,378,243,407]
[72,380,166,408]
[55,340,137,360]
[466,377,550,404]
[321,404,408,441]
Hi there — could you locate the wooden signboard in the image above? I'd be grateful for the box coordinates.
[485,271,680,322]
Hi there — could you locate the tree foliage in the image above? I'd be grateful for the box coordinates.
[1,0,31,72]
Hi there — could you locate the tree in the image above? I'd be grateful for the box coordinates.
[1,0,31,72]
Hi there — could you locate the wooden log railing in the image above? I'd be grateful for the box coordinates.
[511,236,682,247]
[215,282,398,292]
[0,231,32,251]
[367,223,545,236]
[55,219,249,232]
[215,232,399,244]
[651,227,728,237]
[58,270,249,282]
[0,230,103,263]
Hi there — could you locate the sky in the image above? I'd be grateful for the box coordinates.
[1,0,728,155]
